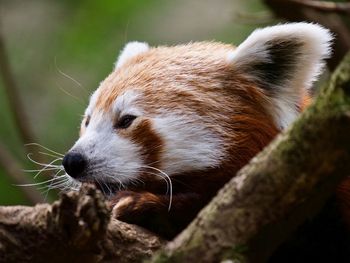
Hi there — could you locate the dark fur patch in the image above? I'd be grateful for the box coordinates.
[251,39,304,92]
[130,118,164,169]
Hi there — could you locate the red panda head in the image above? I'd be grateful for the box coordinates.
[62,23,332,195]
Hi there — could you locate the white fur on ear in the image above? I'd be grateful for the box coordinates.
[115,41,149,69]
[228,23,333,129]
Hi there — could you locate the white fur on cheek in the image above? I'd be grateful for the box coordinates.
[153,113,225,175]
[71,111,143,185]
[115,41,149,69]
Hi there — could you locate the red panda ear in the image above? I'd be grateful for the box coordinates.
[114,41,149,69]
[228,23,333,129]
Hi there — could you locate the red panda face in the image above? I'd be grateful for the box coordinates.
[62,23,332,195]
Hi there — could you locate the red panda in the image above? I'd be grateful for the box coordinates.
[61,23,334,239]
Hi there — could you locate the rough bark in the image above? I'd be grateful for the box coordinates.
[0,185,164,263]
[150,53,350,263]
[0,54,349,262]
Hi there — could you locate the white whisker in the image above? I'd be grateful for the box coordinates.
[54,57,89,95]
[15,176,61,187]
[34,160,62,179]
[27,154,62,169]
[24,143,64,157]
[143,170,170,195]
[142,165,173,211]
[57,84,86,105]
[21,141,81,195]
[22,167,61,173]
[44,169,66,199]
[38,177,67,190]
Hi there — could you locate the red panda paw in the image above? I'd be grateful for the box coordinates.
[109,191,165,224]
[108,191,179,238]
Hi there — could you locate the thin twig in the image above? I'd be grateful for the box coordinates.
[289,0,350,14]
[0,19,50,181]
[232,11,276,25]
[264,0,350,70]
[0,141,43,204]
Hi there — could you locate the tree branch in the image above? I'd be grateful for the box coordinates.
[0,185,164,263]
[264,0,350,70]
[289,0,350,15]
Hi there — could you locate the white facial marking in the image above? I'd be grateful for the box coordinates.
[72,110,143,186]
[115,41,149,69]
[153,112,225,175]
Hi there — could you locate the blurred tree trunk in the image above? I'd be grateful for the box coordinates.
[0,52,349,262]
[0,25,47,204]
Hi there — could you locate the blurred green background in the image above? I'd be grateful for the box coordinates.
[0,0,272,205]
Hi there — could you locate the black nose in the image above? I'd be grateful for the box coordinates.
[62,152,87,178]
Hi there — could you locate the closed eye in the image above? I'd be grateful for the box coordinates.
[114,115,137,129]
